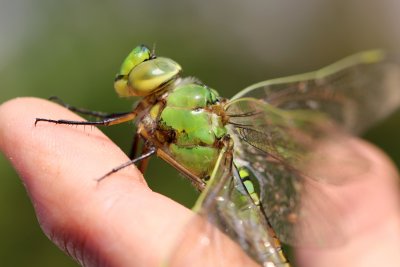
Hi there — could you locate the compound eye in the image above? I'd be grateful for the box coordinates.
[114,77,130,97]
[126,57,182,96]
[119,45,151,76]
[114,45,152,97]
[114,46,181,97]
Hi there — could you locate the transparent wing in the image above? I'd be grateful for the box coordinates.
[225,51,400,246]
[227,98,370,185]
[168,147,288,267]
[231,50,400,134]
[227,99,369,246]
[232,135,359,247]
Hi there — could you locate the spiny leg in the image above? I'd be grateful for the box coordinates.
[137,142,153,173]
[36,102,156,181]
[96,147,157,182]
[129,133,141,160]
[127,131,151,172]
[35,111,137,127]
[156,148,207,191]
[49,96,131,119]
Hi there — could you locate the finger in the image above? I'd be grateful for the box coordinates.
[296,139,400,267]
[0,97,255,267]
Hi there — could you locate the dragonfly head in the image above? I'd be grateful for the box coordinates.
[114,45,182,97]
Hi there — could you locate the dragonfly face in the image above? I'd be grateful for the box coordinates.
[114,45,182,97]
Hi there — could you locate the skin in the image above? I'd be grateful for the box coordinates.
[0,97,400,267]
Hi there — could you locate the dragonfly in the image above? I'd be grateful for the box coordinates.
[35,45,400,266]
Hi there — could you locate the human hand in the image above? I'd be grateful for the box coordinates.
[0,97,256,267]
[1,97,399,267]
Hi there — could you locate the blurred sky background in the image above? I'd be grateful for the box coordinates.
[1,0,400,266]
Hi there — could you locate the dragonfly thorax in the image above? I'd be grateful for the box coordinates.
[140,79,229,178]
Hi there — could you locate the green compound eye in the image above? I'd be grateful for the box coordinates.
[114,45,152,97]
[119,45,151,76]
[126,57,181,96]
[114,45,181,97]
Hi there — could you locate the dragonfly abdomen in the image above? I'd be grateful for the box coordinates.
[238,166,261,206]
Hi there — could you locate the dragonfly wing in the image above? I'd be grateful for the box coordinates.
[233,139,356,247]
[226,95,396,246]
[227,98,369,185]
[226,50,400,246]
[231,50,400,134]
[167,146,288,266]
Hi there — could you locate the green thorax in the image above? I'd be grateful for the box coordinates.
[149,80,228,178]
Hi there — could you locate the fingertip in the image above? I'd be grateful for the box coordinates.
[0,97,193,265]
[1,97,145,187]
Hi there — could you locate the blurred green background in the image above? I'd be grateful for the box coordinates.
[1,0,400,266]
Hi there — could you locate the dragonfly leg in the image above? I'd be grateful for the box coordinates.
[49,96,131,119]
[128,133,152,173]
[129,133,141,160]
[96,147,156,182]
[137,143,152,173]
[35,111,137,127]
[156,148,207,191]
